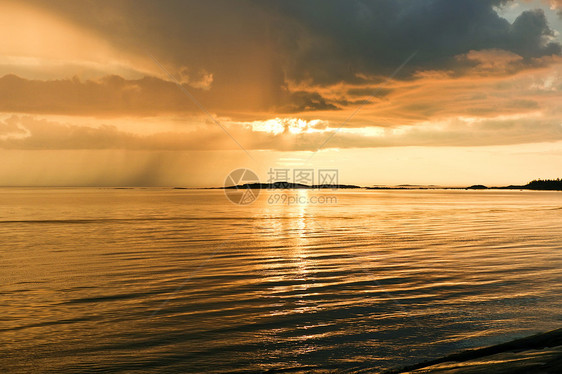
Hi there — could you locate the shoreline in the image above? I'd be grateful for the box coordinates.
[386,328,562,373]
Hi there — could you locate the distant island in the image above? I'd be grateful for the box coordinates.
[204,178,562,191]
[223,181,361,189]
[465,184,488,190]
[466,178,562,191]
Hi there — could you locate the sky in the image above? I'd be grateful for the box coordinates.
[1,0,562,187]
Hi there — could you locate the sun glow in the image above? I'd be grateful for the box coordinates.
[251,118,326,135]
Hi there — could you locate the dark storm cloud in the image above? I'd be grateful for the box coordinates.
[25,0,562,87]
[278,91,340,112]
[265,0,561,84]
[3,0,561,120]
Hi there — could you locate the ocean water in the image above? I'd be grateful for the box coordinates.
[1,188,561,373]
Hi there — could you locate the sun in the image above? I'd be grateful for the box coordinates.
[251,118,325,135]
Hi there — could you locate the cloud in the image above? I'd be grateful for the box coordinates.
[346,87,393,98]
[0,1,154,81]
[265,0,561,85]
[0,74,223,116]
[1,0,561,153]
[0,73,345,116]
[277,91,341,112]
[0,116,29,140]
[1,1,561,120]
[2,110,561,152]
[545,0,562,16]
[178,66,214,90]
[16,1,562,86]
[459,49,525,73]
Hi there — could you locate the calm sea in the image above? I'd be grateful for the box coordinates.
[1,188,561,373]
